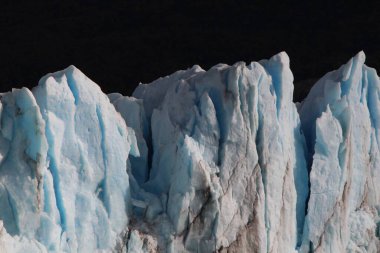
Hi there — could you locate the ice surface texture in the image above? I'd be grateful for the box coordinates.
[0,52,379,253]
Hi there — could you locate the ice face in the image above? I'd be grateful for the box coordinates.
[0,52,380,253]
[113,52,309,252]
[298,51,380,253]
[0,66,136,253]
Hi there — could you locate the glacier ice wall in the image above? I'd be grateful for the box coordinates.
[0,51,379,253]
[299,52,380,252]
[0,66,138,253]
[112,53,309,252]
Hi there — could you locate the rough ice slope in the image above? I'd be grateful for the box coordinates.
[0,52,379,253]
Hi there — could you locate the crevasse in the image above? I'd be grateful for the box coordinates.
[0,52,379,253]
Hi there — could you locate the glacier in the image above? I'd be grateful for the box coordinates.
[0,51,379,253]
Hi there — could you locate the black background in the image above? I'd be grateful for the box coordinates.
[1,0,379,101]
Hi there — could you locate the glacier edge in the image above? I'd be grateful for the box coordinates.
[0,52,378,253]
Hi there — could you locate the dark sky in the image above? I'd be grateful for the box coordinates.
[1,0,380,101]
